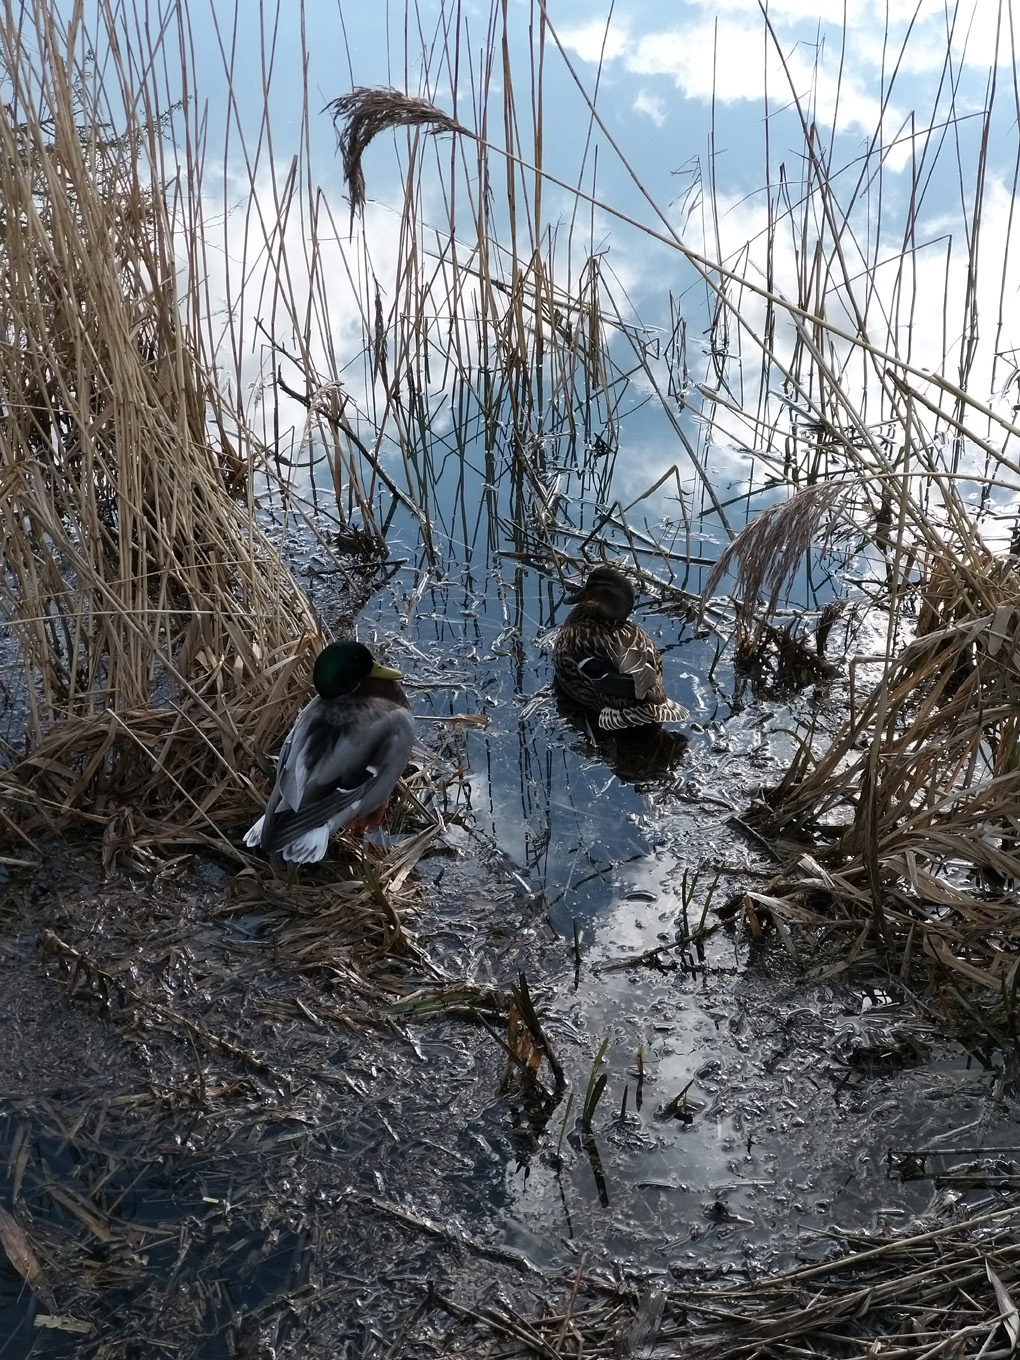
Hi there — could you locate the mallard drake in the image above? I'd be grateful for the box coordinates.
[553,566,688,730]
[244,640,415,863]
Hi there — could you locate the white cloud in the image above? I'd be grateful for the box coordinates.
[680,0,1009,69]
[558,1,1014,143]
[633,89,667,126]
[556,17,632,65]
[628,19,896,142]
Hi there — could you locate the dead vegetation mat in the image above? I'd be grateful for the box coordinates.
[0,835,513,1356]
[1,838,1020,1359]
[715,520,1020,1050]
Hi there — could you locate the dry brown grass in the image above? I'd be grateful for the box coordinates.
[744,539,1020,1016]
[0,1,319,848]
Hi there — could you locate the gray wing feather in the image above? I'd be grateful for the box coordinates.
[258,698,414,853]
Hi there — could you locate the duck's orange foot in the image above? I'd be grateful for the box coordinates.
[346,804,389,835]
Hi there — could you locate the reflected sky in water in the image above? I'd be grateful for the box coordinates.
[283,493,946,1275]
[210,0,1020,1269]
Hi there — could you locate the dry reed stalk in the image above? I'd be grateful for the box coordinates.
[318,76,639,573]
[753,539,1020,997]
[0,0,317,843]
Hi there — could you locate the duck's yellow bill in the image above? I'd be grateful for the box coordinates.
[370,660,403,680]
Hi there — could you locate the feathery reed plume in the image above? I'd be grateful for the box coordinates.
[327,87,465,225]
[700,482,849,666]
[701,482,848,618]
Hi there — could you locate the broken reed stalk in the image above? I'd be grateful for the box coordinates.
[0,0,316,841]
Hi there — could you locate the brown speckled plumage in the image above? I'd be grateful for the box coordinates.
[553,566,688,730]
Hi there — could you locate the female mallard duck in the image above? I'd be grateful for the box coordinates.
[244,640,415,863]
[553,566,688,730]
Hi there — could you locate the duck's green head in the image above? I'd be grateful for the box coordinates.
[312,640,403,699]
[565,565,636,621]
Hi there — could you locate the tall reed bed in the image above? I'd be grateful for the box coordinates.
[214,1,691,579]
[682,10,1020,1001]
[0,0,317,847]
